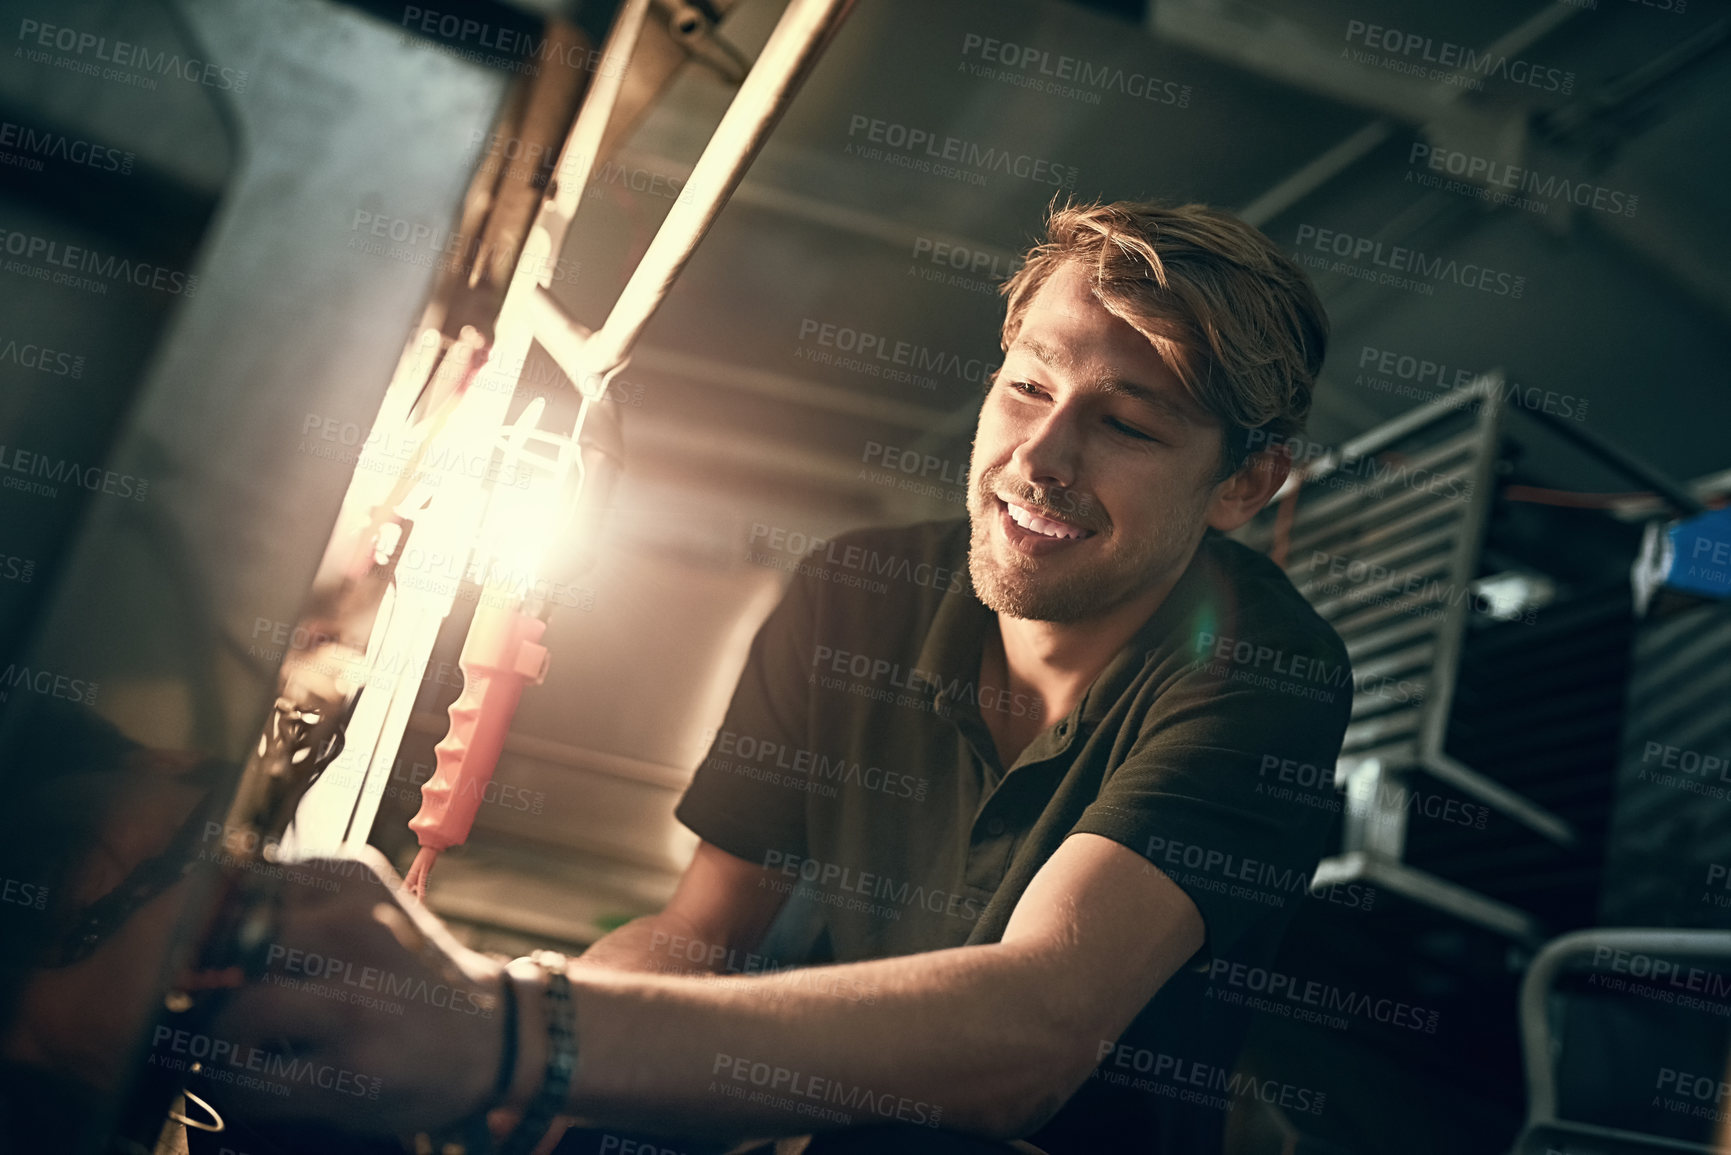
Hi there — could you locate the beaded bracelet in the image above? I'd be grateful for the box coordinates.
[498,951,576,1155]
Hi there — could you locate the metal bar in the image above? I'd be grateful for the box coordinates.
[1288,481,1467,560]
[1422,750,1574,846]
[1235,6,1585,226]
[1343,616,1437,661]
[573,0,856,394]
[1300,380,1490,485]
[526,285,594,397]
[1312,557,1455,619]
[1519,401,1706,517]
[1351,682,1428,720]
[1330,585,1450,638]
[1337,741,1418,779]
[1521,929,1731,1130]
[1417,376,1507,782]
[1290,523,1458,594]
[1519,1119,1727,1155]
[1311,851,1539,940]
[1341,710,1423,750]
[543,0,654,243]
[1345,642,1436,684]
[1290,429,1480,525]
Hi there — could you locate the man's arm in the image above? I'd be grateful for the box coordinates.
[572,840,789,976]
[504,831,1203,1141]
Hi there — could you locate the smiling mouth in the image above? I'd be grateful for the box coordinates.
[1002,498,1094,541]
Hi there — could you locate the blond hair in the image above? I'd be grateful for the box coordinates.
[1000,200,1328,479]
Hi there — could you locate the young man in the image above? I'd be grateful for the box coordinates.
[215,201,1353,1154]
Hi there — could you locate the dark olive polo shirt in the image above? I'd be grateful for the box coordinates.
[675,518,1356,1152]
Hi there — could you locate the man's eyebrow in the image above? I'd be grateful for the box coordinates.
[1014,336,1193,425]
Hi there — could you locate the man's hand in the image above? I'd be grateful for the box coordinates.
[204,849,503,1137]
[204,835,1206,1143]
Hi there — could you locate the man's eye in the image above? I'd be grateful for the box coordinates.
[1006,380,1044,397]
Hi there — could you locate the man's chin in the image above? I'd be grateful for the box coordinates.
[970,556,1101,623]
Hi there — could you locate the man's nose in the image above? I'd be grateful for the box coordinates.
[1009,404,1083,489]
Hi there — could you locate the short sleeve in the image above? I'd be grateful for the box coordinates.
[1068,639,1354,962]
[673,568,819,866]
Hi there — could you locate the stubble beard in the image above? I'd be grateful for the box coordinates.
[966,463,1206,623]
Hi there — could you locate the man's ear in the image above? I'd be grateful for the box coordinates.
[1206,445,1291,533]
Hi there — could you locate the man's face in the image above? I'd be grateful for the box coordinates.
[967,261,1228,623]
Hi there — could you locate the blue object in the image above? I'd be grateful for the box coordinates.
[1633,505,1731,611]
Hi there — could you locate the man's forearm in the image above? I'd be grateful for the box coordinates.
[507,941,1086,1142]
[573,913,718,976]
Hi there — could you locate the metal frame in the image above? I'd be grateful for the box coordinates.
[279,0,856,855]
[1295,372,1706,942]
[1301,375,1564,940]
[1515,928,1731,1155]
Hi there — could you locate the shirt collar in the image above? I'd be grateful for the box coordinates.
[914,575,995,715]
[915,526,1229,727]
